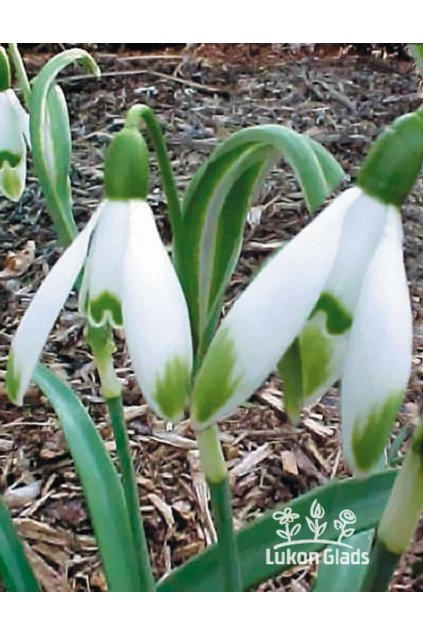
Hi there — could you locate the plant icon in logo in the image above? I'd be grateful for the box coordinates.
[305,499,327,541]
[273,507,301,543]
[334,509,357,543]
[272,500,358,549]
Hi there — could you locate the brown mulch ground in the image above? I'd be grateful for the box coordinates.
[0,44,422,592]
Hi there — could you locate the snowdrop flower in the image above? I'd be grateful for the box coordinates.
[7,126,193,421]
[283,189,400,414]
[192,109,422,474]
[0,46,30,201]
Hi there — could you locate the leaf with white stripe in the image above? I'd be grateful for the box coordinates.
[174,125,344,356]
[30,49,100,246]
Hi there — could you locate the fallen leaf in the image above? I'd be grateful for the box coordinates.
[230,444,271,482]
[4,481,42,508]
[187,449,216,544]
[281,450,299,476]
[0,241,35,279]
[0,439,14,453]
[148,493,174,530]
[24,543,71,592]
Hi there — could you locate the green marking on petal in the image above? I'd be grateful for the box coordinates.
[88,292,123,327]
[192,326,242,425]
[311,292,353,335]
[351,391,403,472]
[0,150,21,168]
[1,162,22,200]
[153,356,191,421]
[300,320,331,399]
[6,352,20,404]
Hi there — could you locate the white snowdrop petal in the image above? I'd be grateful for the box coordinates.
[0,90,25,154]
[7,210,101,404]
[341,208,412,474]
[325,190,390,309]
[7,89,30,147]
[0,90,27,200]
[298,188,393,406]
[122,202,193,421]
[82,200,130,327]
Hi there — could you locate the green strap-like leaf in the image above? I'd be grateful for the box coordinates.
[174,125,344,355]
[0,497,40,592]
[30,49,100,247]
[312,529,374,592]
[277,338,303,424]
[197,158,271,359]
[158,470,395,592]
[408,44,423,79]
[45,86,72,212]
[33,364,143,592]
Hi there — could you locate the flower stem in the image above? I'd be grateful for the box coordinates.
[196,424,242,591]
[361,415,423,592]
[8,44,31,109]
[88,326,155,591]
[360,540,399,592]
[106,395,156,591]
[124,104,183,238]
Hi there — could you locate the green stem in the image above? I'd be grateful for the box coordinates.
[42,187,77,248]
[208,478,242,591]
[196,424,242,591]
[361,415,423,592]
[106,395,156,592]
[88,326,155,591]
[124,104,183,238]
[360,540,399,592]
[7,44,31,108]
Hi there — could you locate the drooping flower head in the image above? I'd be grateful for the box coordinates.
[192,107,423,475]
[7,116,193,421]
[0,46,30,201]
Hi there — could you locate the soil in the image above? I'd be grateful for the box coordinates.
[0,44,422,592]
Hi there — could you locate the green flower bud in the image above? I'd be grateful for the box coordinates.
[357,106,423,206]
[0,46,11,92]
[104,127,149,200]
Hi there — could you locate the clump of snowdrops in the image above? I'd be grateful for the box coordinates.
[1,43,423,593]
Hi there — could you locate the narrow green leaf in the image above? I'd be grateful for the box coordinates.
[408,44,423,79]
[30,49,100,247]
[203,160,270,354]
[312,530,374,592]
[0,496,40,592]
[387,425,412,467]
[158,470,396,592]
[0,45,11,91]
[175,142,262,353]
[45,85,72,208]
[33,364,142,592]
[174,125,344,355]
[277,338,303,424]
[7,44,31,108]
